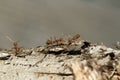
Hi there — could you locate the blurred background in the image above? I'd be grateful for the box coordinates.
[0,0,120,49]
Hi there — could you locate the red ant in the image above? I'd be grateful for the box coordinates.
[46,37,65,45]
[12,41,20,54]
[46,39,52,45]
[68,34,80,43]
[6,36,20,55]
[53,37,65,44]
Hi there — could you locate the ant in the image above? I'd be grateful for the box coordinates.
[46,37,53,45]
[46,37,65,46]
[46,39,52,45]
[6,36,20,55]
[53,37,65,44]
[68,34,80,43]
[12,41,20,55]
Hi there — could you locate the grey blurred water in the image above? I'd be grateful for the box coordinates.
[0,0,120,48]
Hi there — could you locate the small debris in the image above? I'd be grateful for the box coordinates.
[0,52,10,60]
[4,60,11,64]
[49,47,65,52]
[16,48,32,57]
[115,41,120,49]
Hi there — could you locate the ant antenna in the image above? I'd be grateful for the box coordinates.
[6,36,14,43]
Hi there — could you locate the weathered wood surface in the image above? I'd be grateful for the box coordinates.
[0,52,75,80]
[0,40,120,80]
